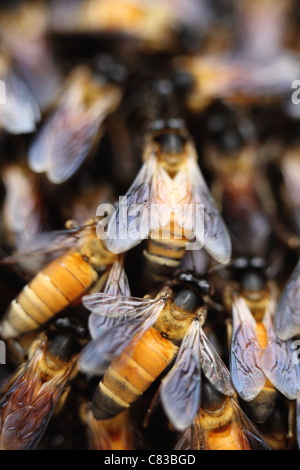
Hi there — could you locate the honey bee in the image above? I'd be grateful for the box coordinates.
[0,219,117,340]
[202,103,272,257]
[0,47,40,134]
[174,381,270,450]
[28,64,123,184]
[104,119,231,286]
[0,328,80,450]
[79,273,234,430]
[81,405,135,450]
[224,258,300,423]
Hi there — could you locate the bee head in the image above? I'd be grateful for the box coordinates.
[232,257,266,292]
[205,102,255,157]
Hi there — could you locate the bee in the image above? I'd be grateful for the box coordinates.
[80,405,135,450]
[28,63,123,184]
[224,258,300,423]
[202,103,272,257]
[79,273,234,430]
[2,164,46,253]
[0,328,80,450]
[0,219,117,340]
[174,380,270,450]
[0,47,40,134]
[104,119,231,287]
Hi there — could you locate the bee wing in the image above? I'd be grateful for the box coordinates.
[186,153,231,264]
[28,103,102,184]
[0,226,87,266]
[174,413,206,450]
[79,295,166,375]
[88,257,131,340]
[229,398,271,450]
[105,155,159,254]
[274,261,300,340]
[175,398,270,451]
[199,328,234,396]
[103,256,131,297]
[0,346,75,450]
[160,321,201,431]
[178,249,210,277]
[296,396,300,449]
[230,297,266,401]
[261,301,300,400]
[0,71,40,134]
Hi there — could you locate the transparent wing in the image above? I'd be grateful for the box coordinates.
[0,226,89,266]
[274,261,300,340]
[230,297,266,401]
[160,321,201,431]
[230,398,271,450]
[105,155,158,254]
[0,346,74,450]
[0,71,40,134]
[28,103,102,184]
[186,153,232,264]
[174,414,206,450]
[175,398,270,451]
[82,292,161,319]
[103,256,131,297]
[79,296,166,375]
[199,328,234,396]
[262,301,300,400]
[296,396,300,450]
[88,257,131,340]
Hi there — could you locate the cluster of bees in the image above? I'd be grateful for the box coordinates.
[1,0,300,451]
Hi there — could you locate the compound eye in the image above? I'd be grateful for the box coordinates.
[234,257,248,269]
[149,119,166,132]
[197,280,211,295]
[177,272,194,283]
[250,257,265,269]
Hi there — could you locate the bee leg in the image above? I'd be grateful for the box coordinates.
[142,385,162,429]
[88,271,109,294]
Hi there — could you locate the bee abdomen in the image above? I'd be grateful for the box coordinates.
[143,238,186,285]
[1,252,97,339]
[93,327,176,420]
[207,425,250,450]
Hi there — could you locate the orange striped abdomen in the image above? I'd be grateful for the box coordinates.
[206,423,251,450]
[1,251,98,339]
[92,327,177,420]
